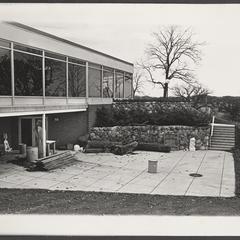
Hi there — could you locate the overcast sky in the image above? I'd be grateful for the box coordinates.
[0,3,239,97]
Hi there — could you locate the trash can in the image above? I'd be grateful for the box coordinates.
[148,160,158,173]
[26,146,38,162]
[19,143,27,155]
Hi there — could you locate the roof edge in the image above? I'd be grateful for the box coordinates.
[4,21,134,67]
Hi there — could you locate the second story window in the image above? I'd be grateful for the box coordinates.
[103,67,114,98]
[14,45,43,96]
[68,60,86,97]
[124,73,133,99]
[88,63,102,98]
[0,45,11,96]
[45,52,66,97]
[115,71,124,98]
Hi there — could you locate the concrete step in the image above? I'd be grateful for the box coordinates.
[211,139,235,144]
[209,147,232,151]
[213,128,235,132]
[210,143,235,148]
[214,130,235,133]
[211,141,235,146]
[212,135,235,139]
[213,132,235,137]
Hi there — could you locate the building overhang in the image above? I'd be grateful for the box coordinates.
[0,106,87,117]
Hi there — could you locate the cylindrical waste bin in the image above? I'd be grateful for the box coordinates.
[19,143,27,155]
[26,146,38,162]
[148,160,158,173]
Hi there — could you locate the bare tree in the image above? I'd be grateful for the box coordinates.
[139,26,204,98]
[173,82,211,100]
[132,68,145,97]
[173,82,212,107]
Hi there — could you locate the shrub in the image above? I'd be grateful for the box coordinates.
[95,102,211,127]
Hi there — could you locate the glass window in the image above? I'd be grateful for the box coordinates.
[103,70,113,98]
[45,58,66,97]
[0,48,11,95]
[89,63,101,69]
[14,51,43,96]
[68,57,85,66]
[0,39,10,48]
[14,44,42,55]
[68,63,86,97]
[45,51,65,61]
[124,73,132,98]
[115,71,124,98]
[88,67,102,97]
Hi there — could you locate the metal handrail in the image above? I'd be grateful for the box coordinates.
[211,115,215,137]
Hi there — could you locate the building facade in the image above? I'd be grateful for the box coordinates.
[0,21,133,157]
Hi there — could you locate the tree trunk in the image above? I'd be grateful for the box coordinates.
[163,82,168,98]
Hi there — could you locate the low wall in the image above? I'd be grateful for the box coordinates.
[90,125,211,150]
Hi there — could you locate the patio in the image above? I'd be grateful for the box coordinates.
[0,150,235,197]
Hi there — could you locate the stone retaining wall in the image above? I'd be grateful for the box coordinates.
[90,125,210,150]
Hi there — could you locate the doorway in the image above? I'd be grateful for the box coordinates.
[18,116,48,147]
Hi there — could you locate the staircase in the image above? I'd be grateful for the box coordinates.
[210,124,235,151]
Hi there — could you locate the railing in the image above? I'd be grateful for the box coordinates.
[211,115,215,137]
[208,115,215,148]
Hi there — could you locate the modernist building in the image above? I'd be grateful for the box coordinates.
[0,21,133,157]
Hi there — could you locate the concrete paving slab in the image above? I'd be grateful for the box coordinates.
[19,178,59,189]
[49,181,87,191]
[0,180,20,188]
[0,150,236,197]
[39,172,75,182]
[0,173,35,185]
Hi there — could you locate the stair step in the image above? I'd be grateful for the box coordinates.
[211,138,235,143]
[210,143,234,146]
[210,148,232,151]
[214,129,235,132]
[212,135,235,139]
[213,133,235,136]
[214,130,235,132]
[211,144,235,148]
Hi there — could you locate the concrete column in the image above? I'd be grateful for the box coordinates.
[10,42,14,106]
[86,62,89,99]
[123,72,125,99]
[42,50,45,105]
[42,113,46,158]
[66,57,69,104]
[101,65,103,98]
[113,69,116,99]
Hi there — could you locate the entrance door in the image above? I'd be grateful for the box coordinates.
[19,116,48,147]
[21,118,32,146]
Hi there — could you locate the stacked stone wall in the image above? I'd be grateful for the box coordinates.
[90,125,210,150]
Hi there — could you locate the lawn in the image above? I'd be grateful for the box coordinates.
[0,188,240,215]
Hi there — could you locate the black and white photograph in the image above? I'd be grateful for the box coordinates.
[0,1,240,237]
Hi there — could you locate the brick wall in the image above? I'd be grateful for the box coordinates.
[48,111,88,147]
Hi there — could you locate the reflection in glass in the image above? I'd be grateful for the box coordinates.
[115,71,124,98]
[0,48,11,95]
[124,73,132,98]
[88,67,101,97]
[103,70,113,98]
[45,58,66,96]
[68,63,86,97]
[14,44,42,55]
[45,52,65,61]
[14,51,43,96]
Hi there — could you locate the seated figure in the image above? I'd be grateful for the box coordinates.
[3,133,12,153]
